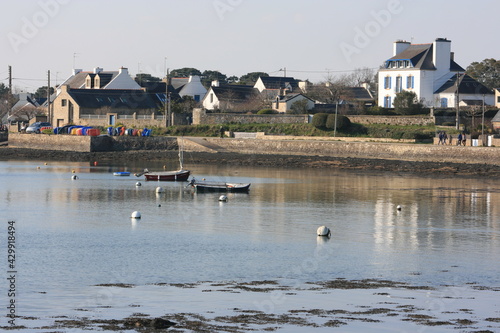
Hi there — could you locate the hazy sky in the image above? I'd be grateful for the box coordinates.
[0,0,498,92]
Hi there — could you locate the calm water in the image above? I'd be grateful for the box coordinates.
[1,159,499,321]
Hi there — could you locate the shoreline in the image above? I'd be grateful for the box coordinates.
[4,278,499,332]
[2,146,500,178]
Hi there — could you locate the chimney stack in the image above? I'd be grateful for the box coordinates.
[393,40,411,56]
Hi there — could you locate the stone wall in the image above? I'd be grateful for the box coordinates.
[7,133,500,165]
[347,115,435,126]
[193,108,308,125]
[0,131,7,142]
[194,137,500,165]
[7,133,178,152]
[110,136,178,151]
[9,133,99,152]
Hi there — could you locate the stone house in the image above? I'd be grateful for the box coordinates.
[52,85,163,128]
[274,93,315,113]
[495,88,500,108]
[492,111,500,132]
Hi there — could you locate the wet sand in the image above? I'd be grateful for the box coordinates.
[5,279,499,332]
[2,147,500,178]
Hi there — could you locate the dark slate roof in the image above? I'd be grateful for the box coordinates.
[68,89,157,109]
[450,59,465,72]
[278,93,314,103]
[491,110,500,123]
[211,85,259,100]
[259,76,299,90]
[388,44,435,69]
[96,73,114,87]
[387,44,465,71]
[434,74,494,95]
[343,87,375,101]
[170,77,189,90]
[63,72,88,89]
[61,71,119,89]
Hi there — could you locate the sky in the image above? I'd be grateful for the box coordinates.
[0,0,498,93]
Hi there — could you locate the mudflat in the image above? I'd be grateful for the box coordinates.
[1,147,499,178]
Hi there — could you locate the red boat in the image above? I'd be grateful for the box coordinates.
[144,169,190,181]
[139,138,190,182]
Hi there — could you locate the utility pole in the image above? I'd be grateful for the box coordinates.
[455,73,460,130]
[165,67,170,127]
[47,70,51,124]
[481,94,485,139]
[8,65,12,94]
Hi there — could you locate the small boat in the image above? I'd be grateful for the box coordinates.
[113,171,131,176]
[144,169,190,181]
[190,179,251,192]
[141,138,190,182]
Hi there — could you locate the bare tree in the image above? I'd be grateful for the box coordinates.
[11,104,43,122]
[464,105,482,130]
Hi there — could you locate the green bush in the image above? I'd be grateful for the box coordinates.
[312,113,328,129]
[257,108,276,115]
[326,114,351,130]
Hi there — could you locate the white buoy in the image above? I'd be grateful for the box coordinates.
[317,226,331,237]
[155,186,164,193]
[397,205,402,211]
[131,211,141,219]
[136,182,142,187]
[71,175,78,180]
[219,195,228,202]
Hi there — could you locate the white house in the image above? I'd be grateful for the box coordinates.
[378,38,493,108]
[202,84,258,111]
[171,75,207,103]
[57,67,141,93]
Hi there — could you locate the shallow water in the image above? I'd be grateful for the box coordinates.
[1,159,499,329]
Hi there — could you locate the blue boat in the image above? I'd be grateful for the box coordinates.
[113,172,131,176]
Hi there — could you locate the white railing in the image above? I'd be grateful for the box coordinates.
[80,114,107,119]
[117,115,134,119]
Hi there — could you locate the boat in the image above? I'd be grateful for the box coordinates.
[144,169,190,181]
[113,171,131,176]
[189,179,251,192]
[141,138,190,181]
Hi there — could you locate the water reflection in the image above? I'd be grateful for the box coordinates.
[1,160,499,287]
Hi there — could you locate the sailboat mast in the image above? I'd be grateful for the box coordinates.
[178,138,184,170]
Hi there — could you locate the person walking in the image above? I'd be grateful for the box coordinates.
[457,133,463,146]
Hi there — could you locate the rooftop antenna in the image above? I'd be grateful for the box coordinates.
[73,53,80,69]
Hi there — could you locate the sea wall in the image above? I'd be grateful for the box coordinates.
[7,133,178,152]
[6,133,500,165]
[193,137,500,165]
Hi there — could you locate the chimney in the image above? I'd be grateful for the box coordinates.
[433,38,451,72]
[119,67,128,75]
[93,67,103,74]
[211,80,220,87]
[393,40,411,56]
[72,69,82,75]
